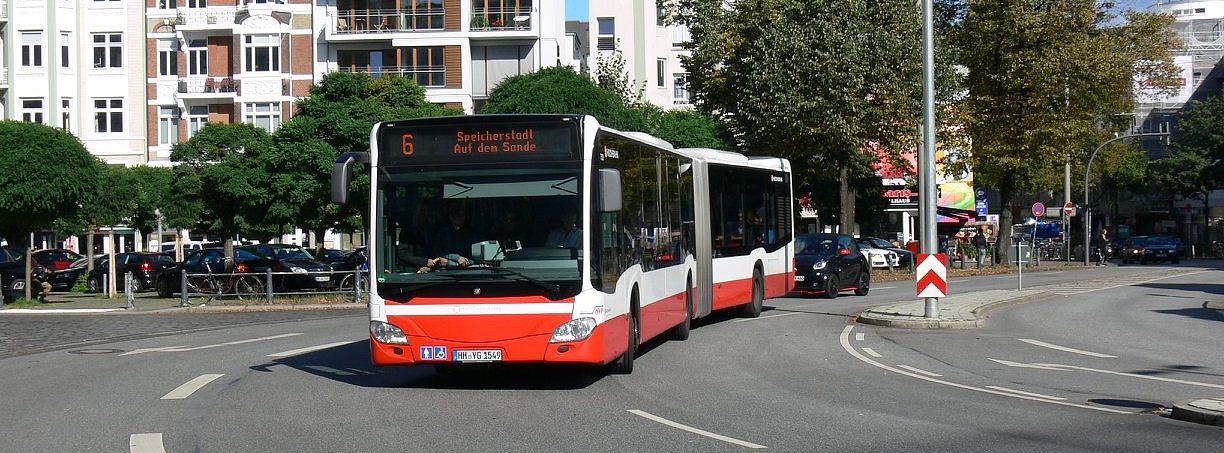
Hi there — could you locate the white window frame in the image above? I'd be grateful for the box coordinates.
[188,0,207,7]
[21,98,45,124]
[94,98,125,133]
[187,106,209,138]
[244,34,281,73]
[596,17,615,51]
[61,98,73,132]
[60,32,71,69]
[158,106,180,146]
[187,39,208,76]
[158,0,177,8]
[158,40,179,77]
[92,33,123,69]
[21,32,44,68]
[244,102,281,133]
[657,59,666,88]
[673,73,689,104]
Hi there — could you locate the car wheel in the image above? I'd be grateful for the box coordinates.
[854,272,870,296]
[87,277,101,294]
[156,278,174,298]
[823,274,840,299]
[1172,259,1179,265]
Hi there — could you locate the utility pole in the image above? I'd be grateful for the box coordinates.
[1065,159,1071,263]
[920,0,938,318]
[1083,132,1169,266]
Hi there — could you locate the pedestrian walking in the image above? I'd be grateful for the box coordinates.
[1097,225,1109,266]
[974,225,990,269]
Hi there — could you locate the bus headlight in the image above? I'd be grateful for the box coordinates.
[370,321,409,345]
[550,317,597,343]
[813,260,827,270]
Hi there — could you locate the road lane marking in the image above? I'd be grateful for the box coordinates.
[161,374,224,400]
[896,365,942,377]
[854,333,865,341]
[626,409,767,449]
[985,386,1066,401]
[121,333,303,355]
[305,365,355,376]
[873,286,896,290]
[839,326,1131,414]
[732,312,800,322]
[1033,363,1224,390]
[862,348,882,358]
[130,433,167,453]
[268,341,358,358]
[989,358,1069,371]
[1018,339,1116,358]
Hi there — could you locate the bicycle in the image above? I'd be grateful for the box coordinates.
[188,259,265,304]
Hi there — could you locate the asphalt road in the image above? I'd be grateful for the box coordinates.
[0,262,1219,452]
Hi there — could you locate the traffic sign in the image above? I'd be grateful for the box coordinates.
[1063,202,1076,217]
[1032,202,1046,217]
[916,253,947,298]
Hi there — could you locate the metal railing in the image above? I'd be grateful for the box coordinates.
[334,9,446,33]
[176,9,237,26]
[337,66,445,87]
[175,268,368,306]
[178,77,240,94]
[471,7,531,30]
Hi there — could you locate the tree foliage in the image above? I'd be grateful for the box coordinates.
[1157,95,1224,200]
[483,66,646,130]
[0,121,104,246]
[643,108,729,149]
[125,166,177,238]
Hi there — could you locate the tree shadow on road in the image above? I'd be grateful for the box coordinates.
[1138,282,1224,296]
[1150,302,1224,322]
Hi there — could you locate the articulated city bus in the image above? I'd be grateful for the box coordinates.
[332,115,793,373]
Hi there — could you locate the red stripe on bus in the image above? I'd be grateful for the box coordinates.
[370,313,629,366]
[384,295,576,305]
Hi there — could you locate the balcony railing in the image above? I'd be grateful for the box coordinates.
[334,9,446,34]
[0,71,8,88]
[338,66,445,87]
[177,9,237,27]
[1,0,7,21]
[179,77,241,95]
[471,7,531,31]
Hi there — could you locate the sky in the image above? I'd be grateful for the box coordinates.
[566,0,587,21]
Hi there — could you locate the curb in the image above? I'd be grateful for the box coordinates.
[855,290,1051,330]
[1170,399,1224,427]
[150,303,367,314]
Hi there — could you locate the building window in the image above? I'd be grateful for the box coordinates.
[188,0,207,7]
[159,0,177,8]
[94,98,124,133]
[187,106,209,138]
[671,24,691,45]
[187,39,208,75]
[244,102,281,132]
[61,98,72,132]
[21,99,45,124]
[21,32,44,68]
[657,59,666,87]
[673,73,689,103]
[159,107,180,146]
[244,35,281,73]
[408,46,445,87]
[597,17,615,50]
[60,32,71,68]
[92,33,123,68]
[158,40,179,76]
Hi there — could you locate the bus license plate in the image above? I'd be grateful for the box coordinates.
[453,349,502,362]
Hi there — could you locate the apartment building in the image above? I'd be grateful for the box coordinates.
[144,0,315,163]
[589,0,690,108]
[313,0,574,113]
[1135,0,1224,136]
[2,0,148,165]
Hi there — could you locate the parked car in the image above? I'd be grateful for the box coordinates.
[326,247,368,290]
[858,237,912,268]
[1120,236,1179,265]
[855,239,900,269]
[316,249,351,263]
[237,244,337,292]
[0,257,50,303]
[155,248,277,298]
[86,252,177,293]
[31,249,84,272]
[792,233,870,299]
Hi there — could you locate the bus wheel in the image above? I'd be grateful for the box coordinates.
[611,299,639,374]
[740,269,763,318]
[670,277,692,341]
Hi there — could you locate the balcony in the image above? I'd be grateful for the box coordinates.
[177,76,241,100]
[176,9,238,30]
[333,9,446,35]
[0,71,7,90]
[1,0,7,22]
[338,66,445,87]
[470,7,532,31]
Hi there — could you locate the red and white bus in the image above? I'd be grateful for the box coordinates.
[332,115,793,373]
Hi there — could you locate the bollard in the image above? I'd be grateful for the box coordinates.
[265,268,274,304]
[1016,240,1024,291]
[354,269,363,303]
[180,270,190,307]
[125,271,135,310]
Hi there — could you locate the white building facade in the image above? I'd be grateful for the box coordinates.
[588,0,690,108]
[2,0,149,165]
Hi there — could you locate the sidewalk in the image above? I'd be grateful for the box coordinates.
[0,291,365,314]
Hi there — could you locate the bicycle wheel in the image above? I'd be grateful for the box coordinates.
[233,276,265,301]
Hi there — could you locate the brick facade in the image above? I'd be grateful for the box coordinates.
[207,36,233,78]
[290,34,312,75]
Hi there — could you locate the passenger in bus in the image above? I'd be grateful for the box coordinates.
[545,211,582,248]
[431,203,477,265]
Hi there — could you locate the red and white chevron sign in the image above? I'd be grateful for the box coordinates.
[916,253,947,298]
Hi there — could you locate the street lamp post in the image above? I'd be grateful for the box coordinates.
[1083,132,1169,266]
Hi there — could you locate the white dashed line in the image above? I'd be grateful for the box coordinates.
[161,374,224,400]
[733,312,800,322]
[896,365,942,377]
[130,433,167,453]
[985,386,1066,401]
[872,286,896,290]
[627,409,767,449]
[1018,339,1116,358]
[122,333,303,355]
[1033,363,1224,389]
[862,348,882,358]
[268,341,358,358]
[854,333,865,341]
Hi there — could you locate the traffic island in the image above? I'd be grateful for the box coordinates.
[856,289,1048,329]
[1171,398,1224,427]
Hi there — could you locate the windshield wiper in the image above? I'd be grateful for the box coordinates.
[485,268,561,294]
[387,274,463,298]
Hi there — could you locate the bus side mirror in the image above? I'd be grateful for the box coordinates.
[599,168,622,212]
[331,151,369,204]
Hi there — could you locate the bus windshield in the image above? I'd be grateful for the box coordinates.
[375,164,584,297]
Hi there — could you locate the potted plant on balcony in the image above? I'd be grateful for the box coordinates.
[470,15,489,30]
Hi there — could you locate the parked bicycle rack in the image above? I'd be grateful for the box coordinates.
[177,268,369,306]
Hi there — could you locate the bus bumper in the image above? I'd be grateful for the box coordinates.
[369,314,627,367]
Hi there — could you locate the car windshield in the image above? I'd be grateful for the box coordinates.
[1147,236,1173,245]
[796,236,838,255]
[269,247,315,260]
[869,238,893,248]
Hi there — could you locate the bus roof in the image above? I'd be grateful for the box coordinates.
[596,126,676,151]
[677,148,790,172]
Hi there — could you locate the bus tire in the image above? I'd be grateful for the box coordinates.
[611,294,639,375]
[740,268,763,318]
[670,276,692,341]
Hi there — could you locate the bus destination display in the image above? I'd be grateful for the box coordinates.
[380,122,578,164]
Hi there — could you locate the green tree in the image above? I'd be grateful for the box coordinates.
[483,66,645,130]
[643,108,730,149]
[682,0,939,234]
[71,165,137,273]
[170,123,274,258]
[0,121,103,246]
[954,2,1180,261]
[125,166,178,246]
[1157,95,1224,246]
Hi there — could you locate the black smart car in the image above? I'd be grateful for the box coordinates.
[792,233,870,298]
